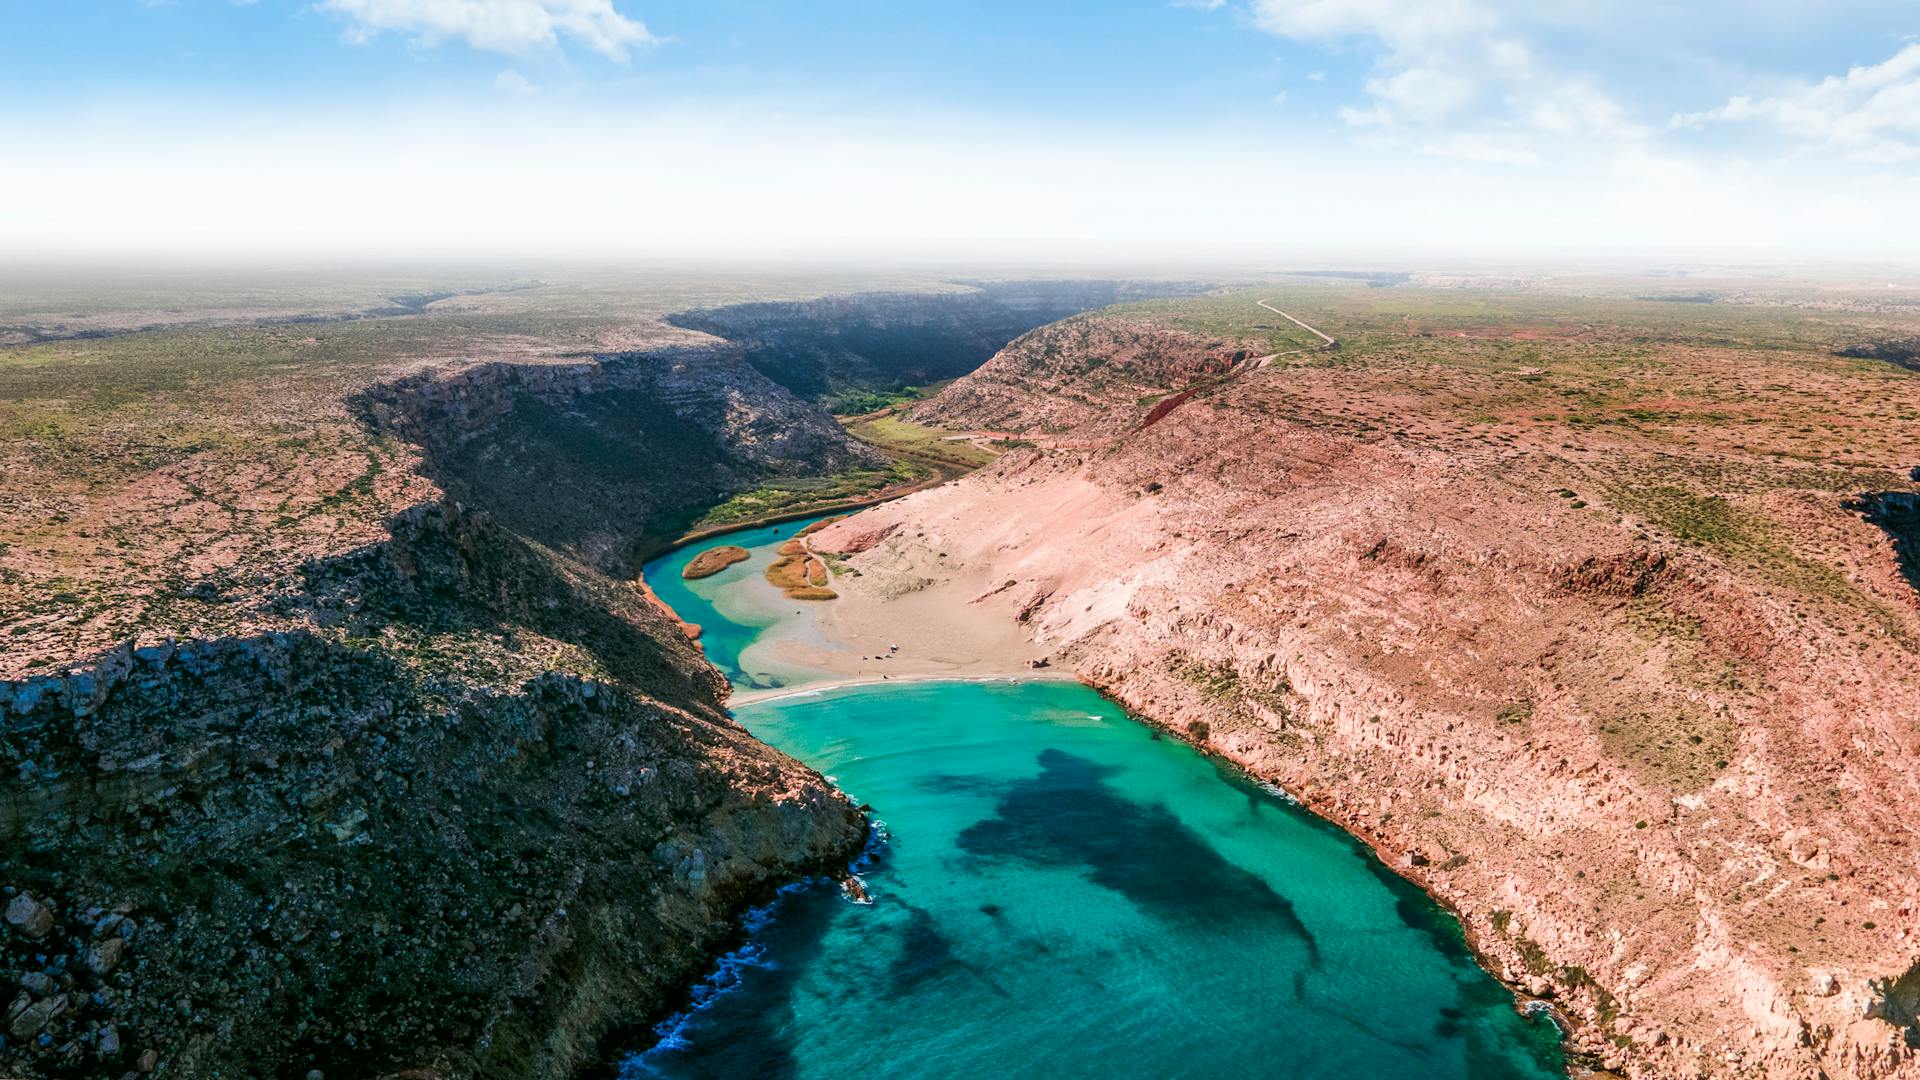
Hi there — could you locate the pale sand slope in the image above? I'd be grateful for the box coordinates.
[804,435,1920,1079]
[751,497,1058,696]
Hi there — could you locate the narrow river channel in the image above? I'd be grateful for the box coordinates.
[625,517,1565,1080]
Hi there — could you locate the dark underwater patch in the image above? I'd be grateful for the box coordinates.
[887,901,960,996]
[953,748,1320,962]
[1353,844,1475,965]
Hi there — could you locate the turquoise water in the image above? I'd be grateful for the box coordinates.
[627,527,1564,1080]
[644,515,842,690]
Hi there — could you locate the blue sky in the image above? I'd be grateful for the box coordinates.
[4,1,1918,260]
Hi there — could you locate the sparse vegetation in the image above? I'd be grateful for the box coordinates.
[691,459,929,531]
[682,544,750,579]
[765,539,836,600]
[843,413,996,469]
[1496,699,1535,726]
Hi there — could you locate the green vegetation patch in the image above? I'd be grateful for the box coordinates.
[827,380,952,416]
[1594,702,1736,793]
[1605,479,1877,613]
[1166,652,1293,719]
[691,459,929,531]
[844,414,995,469]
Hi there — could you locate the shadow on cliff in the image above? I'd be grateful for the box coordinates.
[1870,960,1920,1049]
[351,284,1212,577]
[1847,491,1920,597]
[298,499,722,707]
[667,280,1213,408]
[617,883,843,1080]
[352,352,769,578]
[0,622,749,1080]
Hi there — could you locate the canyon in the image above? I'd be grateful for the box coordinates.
[0,277,1186,1078]
[6,271,1920,1079]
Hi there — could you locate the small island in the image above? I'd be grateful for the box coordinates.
[682,545,750,579]
[767,539,837,600]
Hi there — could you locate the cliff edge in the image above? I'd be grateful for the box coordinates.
[820,295,1920,1078]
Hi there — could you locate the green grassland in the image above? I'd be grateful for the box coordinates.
[842,413,996,469]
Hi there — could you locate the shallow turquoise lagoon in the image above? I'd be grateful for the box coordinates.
[642,515,841,690]
[628,530,1563,1080]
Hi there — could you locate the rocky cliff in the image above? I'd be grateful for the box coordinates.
[1,499,865,1080]
[821,302,1920,1079]
[358,344,881,575]
[912,315,1259,438]
[1,331,887,1076]
[0,276,1254,1080]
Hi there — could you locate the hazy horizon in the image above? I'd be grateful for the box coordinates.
[6,1,1920,262]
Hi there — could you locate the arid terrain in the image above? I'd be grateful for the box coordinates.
[6,263,1920,1079]
[812,280,1920,1078]
[14,0,1920,1075]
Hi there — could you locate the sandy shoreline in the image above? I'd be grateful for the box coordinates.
[744,500,1059,691]
[730,669,1077,706]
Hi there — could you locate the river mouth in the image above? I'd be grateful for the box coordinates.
[645,514,847,691]
[628,523,1565,1079]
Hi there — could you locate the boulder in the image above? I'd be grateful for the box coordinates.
[8,994,63,1039]
[86,938,126,976]
[4,894,53,940]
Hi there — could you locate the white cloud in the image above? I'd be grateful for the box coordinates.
[1414,131,1540,165]
[1526,81,1648,142]
[1250,0,1496,54]
[1673,44,1920,162]
[319,0,654,61]
[1248,0,1637,150]
[1171,0,1226,10]
[1364,66,1476,122]
[493,68,538,94]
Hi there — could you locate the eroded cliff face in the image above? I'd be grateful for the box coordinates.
[913,315,1259,438]
[1,500,865,1079]
[1,336,882,1077]
[820,313,1920,1079]
[358,345,881,575]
